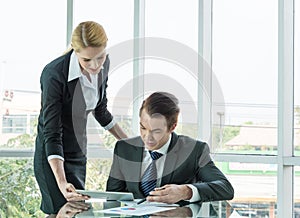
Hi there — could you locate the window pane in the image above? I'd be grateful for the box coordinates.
[144,0,199,137]
[145,0,198,49]
[225,162,277,217]
[0,0,66,148]
[2,115,27,134]
[295,168,300,216]
[295,1,300,212]
[295,0,300,155]
[73,0,134,46]
[212,0,278,153]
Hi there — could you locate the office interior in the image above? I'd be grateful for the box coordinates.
[0,0,299,217]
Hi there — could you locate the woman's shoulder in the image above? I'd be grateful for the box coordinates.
[44,52,70,70]
[41,52,71,80]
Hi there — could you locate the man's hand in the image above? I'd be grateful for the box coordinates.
[147,184,193,204]
[150,206,192,218]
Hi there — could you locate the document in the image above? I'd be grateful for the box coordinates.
[76,189,134,201]
[120,199,179,207]
[97,199,178,216]
[98,204,177,216]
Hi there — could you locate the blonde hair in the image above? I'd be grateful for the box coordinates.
[66,21,108,53]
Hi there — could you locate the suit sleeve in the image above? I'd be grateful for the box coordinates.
[40,66,64,158]
[193,143,234,201]
[106,141,128,192]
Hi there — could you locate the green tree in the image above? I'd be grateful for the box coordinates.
[0,117,44,217]
[0,158,44,217]
[212,125,240,151]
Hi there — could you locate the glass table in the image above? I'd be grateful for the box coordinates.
[48,198,300,217]
[51,199,236,217]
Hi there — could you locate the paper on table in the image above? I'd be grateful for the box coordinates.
[120,199,179,207]
[98,205,176,216]
[76,189,134,201]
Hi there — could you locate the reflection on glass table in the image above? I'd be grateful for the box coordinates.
[48,199,300,217]
[49,199,236,217]
[230,200,300,217]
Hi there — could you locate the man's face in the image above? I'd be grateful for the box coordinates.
[139,109,173,151]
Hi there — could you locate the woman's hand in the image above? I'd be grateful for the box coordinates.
[56,201,91,218]
[58,182,90,202]
[48,158,89,201]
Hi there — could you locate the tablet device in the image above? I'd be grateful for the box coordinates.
[76,190,134,201]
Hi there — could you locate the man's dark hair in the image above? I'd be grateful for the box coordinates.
[139,92,180,130]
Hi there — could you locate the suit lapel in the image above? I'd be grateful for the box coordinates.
[161,133,180,185]
[69,79,86,115]
[64,49,86,112]
[97,68,104,101]
[97,55,109,102]
[133,145,144,182]
[67,79,78,99]
[120,137,144,182]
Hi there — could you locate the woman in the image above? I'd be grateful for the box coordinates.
[34,21,127,214]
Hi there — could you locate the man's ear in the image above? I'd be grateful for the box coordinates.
[170,123,177,132]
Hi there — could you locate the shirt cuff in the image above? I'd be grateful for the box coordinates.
[186,204,202,217]
[103,119,116,130]
[47,155,65,162]
[186,184,201,202]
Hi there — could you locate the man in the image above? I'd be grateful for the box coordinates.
[106,92,234,204]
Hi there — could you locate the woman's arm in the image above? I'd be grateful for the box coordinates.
[49,158,89,201]
[108,123,128,139]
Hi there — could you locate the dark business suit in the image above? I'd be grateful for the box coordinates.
[106,132,234,202]
[34,50,113,214]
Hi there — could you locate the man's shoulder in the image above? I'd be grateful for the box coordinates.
[176,134,206,146]
[114,136,143,160]
[118,135,142,144]
[174,134,209,154]
[115,136,143,150]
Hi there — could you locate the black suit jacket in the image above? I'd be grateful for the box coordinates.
[35,49,113,158]
[106,132,234,202]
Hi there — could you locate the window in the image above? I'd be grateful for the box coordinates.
[2,115,27,134]
[144,0,199,138]
[0,0,66,148]
[212,0,278,153]
[0,1,299,217]
[295,0,300,155]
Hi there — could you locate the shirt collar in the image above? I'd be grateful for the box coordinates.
[68,51,82,82]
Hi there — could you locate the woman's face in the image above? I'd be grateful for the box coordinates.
[76,46,106,75]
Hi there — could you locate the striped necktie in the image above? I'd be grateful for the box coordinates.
[140,151,163,197]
